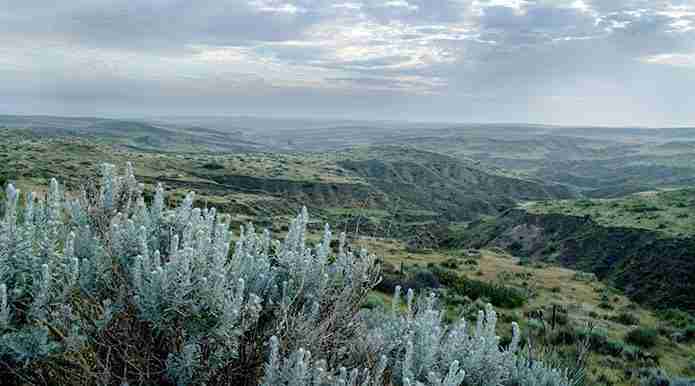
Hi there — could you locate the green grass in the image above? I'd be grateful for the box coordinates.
[355,238,695,385]
[525,188,695,238]
[4,125,695,385]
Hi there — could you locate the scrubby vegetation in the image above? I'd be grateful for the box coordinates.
[0,163,582,385]
[526,189,695,238]
[625,328,659,349]
[2,120,695,385]
[365,244,695,386]
[456,208,695,313]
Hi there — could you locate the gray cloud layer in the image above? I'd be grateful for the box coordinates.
[1,0,693,125]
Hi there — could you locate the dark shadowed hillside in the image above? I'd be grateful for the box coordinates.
[337,146,575,221]
[455,208,695,312]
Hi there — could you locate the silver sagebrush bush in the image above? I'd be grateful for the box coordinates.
[0,163,578,385]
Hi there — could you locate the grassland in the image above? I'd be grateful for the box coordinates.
[3,118,695,384]
[354,237,695,386]
[524,188,695,238]
[1,129,577,239]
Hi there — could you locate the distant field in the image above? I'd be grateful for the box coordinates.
[0,129,575,236]
[4,114,695,199]
[524,188,695,238]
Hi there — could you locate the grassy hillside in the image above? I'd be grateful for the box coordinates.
[5,114,695,199]
[525,189,695,238]
[0,115,269,153]
[3,116,695,384]
[0,129,571,236]
[354,238,695,386]
[336,146,574,221]
[453,206,695,313]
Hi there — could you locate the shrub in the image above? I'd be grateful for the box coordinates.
[621,344,641,361]
[527,318,545,332]
[595,370,621,386]
[601,339,626,356]
[439,258,460,270]
[202,162,225,170]
[434,267,526,310]
[446,277,527,309]
[0,163,578,386]
[551,326,579,346]
[683,325,695,342]
[611,312,640,326]
[626,327,659,348]
[572,272,597,282]
[657,325,677,338]
[660,308,695,329]
[509,241,524,254]
[406,268,441,291]
[554,312,569,327]
[427,265,459,286]
[362,293,387,311]
[377,266,442,294]
[576,327,609,352]
[638,368,695,386]
[377,270,405,294]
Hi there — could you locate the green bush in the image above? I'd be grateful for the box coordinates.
[611,312,640,326]
[428,265,459,286]
[600,339,626,356]
[684,324,695,342]
[573,272,597,282]
[625,327,659,348]
[429,264,527,309]
[638,368,695,386]
[621,344,641,361]
[375,270,403,293]
[439,258,461,269]
[452,278,527,309]
[202,162,225,170]
[550,325,578,345]
[509,241,524,254]
[376,267,442,294]
[553,311,569,326]
[362,293,387,310]
[0,163,600,386]
[577,326,609,351]
[527,318,545,332]
[660,308,695,329]
[408,268,441,290]
[627,204,660,213]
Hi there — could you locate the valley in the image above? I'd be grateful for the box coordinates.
[1,116,695,385]
[355,239,695,385]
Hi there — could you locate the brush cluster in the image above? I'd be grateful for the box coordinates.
[0,163,577,385]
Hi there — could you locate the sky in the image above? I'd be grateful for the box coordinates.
[0,0,694,126]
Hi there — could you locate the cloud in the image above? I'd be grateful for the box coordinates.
[0,0,694,124]
[249,0,306,14]
[643,52,695,66]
